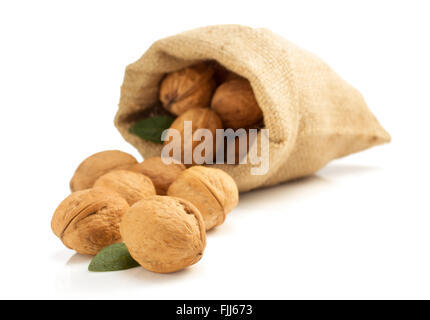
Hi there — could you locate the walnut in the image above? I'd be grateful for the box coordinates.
[51,188,129,255]
[211,78,263,129]
[93,170,156,205]
[164,108,223,165]
[159,62,216,115]
[167,166,239,230]
[120,195,206,273]
[70,150,138,192]
[127,157,186,195]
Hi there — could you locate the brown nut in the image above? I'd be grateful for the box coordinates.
[93,170,156,205]
[127,157,186,195]
[159,62,216,115]
[211,78,263,129]
[120,195,206,273]
[164,108,223,165]
[167,166,239,230]
[70,150,138,192]
[51,188,129,255]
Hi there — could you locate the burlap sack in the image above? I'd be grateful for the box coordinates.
[115,25,390,192]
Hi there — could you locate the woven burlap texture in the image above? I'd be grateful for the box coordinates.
[115,25,390,192]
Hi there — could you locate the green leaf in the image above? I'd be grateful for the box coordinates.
[129,116,175,144]
[88,243,139,272]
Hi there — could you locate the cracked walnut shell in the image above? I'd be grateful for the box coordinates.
[51,188,129,255]
[93,170,156,205]
[70,150,138,192]
[167,166,239,230]
[159,62,216,115]
[120,196,206,273]
[127,157,186,195]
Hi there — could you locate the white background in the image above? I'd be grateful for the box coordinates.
[0,0,429,299]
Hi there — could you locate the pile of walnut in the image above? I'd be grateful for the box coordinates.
[51,150,239,273]
[160,61,263,163]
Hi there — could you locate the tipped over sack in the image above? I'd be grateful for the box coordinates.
[115,25,390,192]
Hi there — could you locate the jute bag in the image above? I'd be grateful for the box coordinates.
[115,25,390,192]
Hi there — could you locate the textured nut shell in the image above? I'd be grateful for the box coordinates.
[93,170,156,205]
[70,150,138,192]
[159,62,216,115]
[167,166,239,230]
[211,78,263,129]
[127,157,186,195]
[164,108,223,165]
[120,195,206,273]
[51,188,129,255]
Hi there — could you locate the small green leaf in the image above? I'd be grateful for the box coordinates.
[88,243,139,272]
[129,116,175,144]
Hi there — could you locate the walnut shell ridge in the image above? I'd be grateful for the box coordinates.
[93,170,156,205]
[120,195,206,273]
[159,62,216,115]
[51,188,129,255]
[167,166,239,230]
